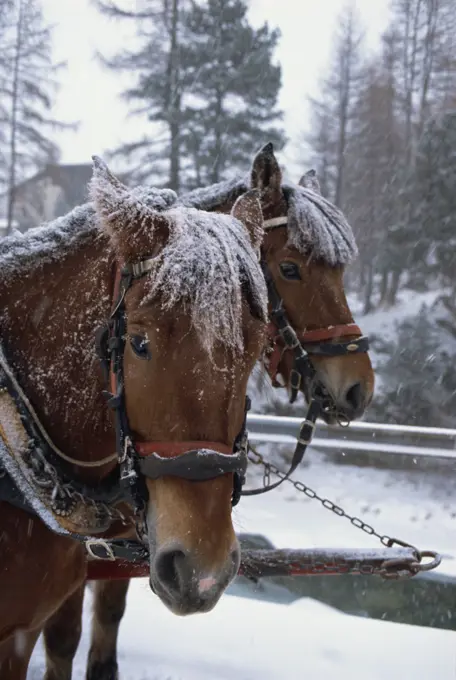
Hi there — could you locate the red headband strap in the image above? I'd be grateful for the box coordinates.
[300,323,362,344]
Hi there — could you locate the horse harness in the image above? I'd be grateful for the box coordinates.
[95,260,250,517]
[239,215,370,497]
[260,215,369,403]
[0,220,371,563]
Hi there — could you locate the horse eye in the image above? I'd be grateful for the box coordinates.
[279,261,301,281]
[130,334,151,360]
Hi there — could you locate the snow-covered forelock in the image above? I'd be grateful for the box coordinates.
[180,176,358,266]
[141,205,268,355]
[284,183,358,265]
[88,158,267,355]
[0,160,355,285]
[0,163,266,366]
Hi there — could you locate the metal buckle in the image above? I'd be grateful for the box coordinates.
[85,538,116,561]
[346,343,359,352]
[279,325,300,349]
[298,419,317,445]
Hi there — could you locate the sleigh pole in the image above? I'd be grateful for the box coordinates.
[86,546,441,582]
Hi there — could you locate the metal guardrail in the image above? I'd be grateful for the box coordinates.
[246,414,456,461]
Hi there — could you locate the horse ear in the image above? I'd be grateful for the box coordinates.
[89,155,169,258]
[231,190,264,253]
[250,142,282,200]
[299,169,321,195]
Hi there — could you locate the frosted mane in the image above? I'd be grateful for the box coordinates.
[283,183,358,265]
[0,204,99,280]
[140,205,267,354]
[0,181,178,281]
[180,176,248,211]
[180,177,358,265]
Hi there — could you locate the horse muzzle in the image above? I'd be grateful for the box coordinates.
[149,540,240,615]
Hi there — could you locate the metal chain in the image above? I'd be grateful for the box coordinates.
[247,443,421,556]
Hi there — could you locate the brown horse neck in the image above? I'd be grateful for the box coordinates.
[0,230,117,481]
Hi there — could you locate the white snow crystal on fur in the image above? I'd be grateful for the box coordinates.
[0,159,267,358]
[180,176,248,212]
[140,205,268,354]
[89,155,178,237]
[284,183,358,264]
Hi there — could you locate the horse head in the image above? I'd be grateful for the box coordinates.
[249,143,374,423]
[91,158,267,614]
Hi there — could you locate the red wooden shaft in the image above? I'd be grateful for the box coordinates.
[86,547,421,581]
[88,560,149,580]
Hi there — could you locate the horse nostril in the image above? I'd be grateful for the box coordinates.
[155,548,187,596]
[345,382,363,412]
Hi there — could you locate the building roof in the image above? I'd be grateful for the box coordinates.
[14,163,94,207]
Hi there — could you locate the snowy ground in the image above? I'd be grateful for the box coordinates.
[29,451,456,679]
[29,581,455,680]
[346,287,447,395]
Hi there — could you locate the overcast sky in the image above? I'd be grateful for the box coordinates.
[42,0,391,178]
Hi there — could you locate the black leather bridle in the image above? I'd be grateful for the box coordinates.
[235,214,371,498]
[95,259,251,518]
[260,258,370,405]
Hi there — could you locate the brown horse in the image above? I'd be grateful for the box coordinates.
[40,144,375,680]
[179,144,374,420]
[0,159,269,679]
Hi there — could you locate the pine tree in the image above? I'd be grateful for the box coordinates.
[95,0,190,191]
[0,1,14,191]
[302,0,456,311]
[180,0,285,187]
[303,99,334,199]
[343,61,401,312]
[378,0,456,304]
[96,0,285,190]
